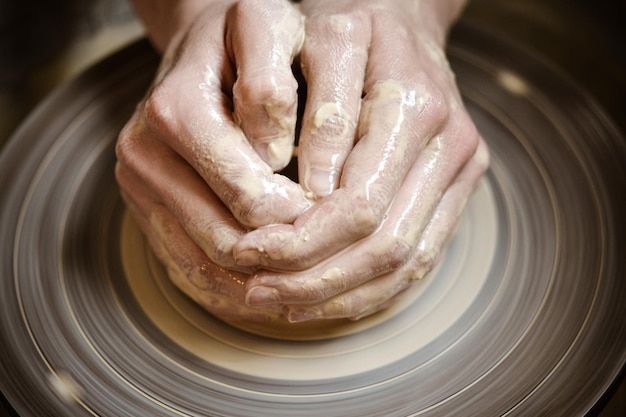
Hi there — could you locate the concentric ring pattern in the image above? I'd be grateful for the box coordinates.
[1,23,625,416]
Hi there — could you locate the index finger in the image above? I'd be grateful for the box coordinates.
[296,11,370,197]
[232,19,478,269]
[228,0,304,171]
[142,12,311,228]
[233,74,445,269]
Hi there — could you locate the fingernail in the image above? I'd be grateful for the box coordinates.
[235,249,262,266]
[246,286,281,306]
[304,168,336,197]
[287,308,321,323]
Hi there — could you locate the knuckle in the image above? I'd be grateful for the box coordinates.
[194,221,239,268]
[422,83,450,127]
[331,293,364,318]
[318,267,350,298]
[401,72,450,125]
[406,248,438,281]
[236,191,299,229]
[211,248,233,268]
[416,250,436,272]
[143,82,177,135]
[237,190,292,229]
[235,73,297,111]
[456,113,481,158]
[114,125,134,164]
[212,183,273,229]
[432,114,480,165]
[189,264,212,291]
[231,195,264,228]
[115,120,145,173]
[380,236,412,270]
[348,197,380,237]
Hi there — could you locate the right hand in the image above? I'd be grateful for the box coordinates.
[115,0,309,321]
[233,0,487,322]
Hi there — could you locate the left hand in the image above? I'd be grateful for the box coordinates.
[233,0,489,321]
[117,0,309,322]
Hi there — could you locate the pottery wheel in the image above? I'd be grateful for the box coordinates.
[1,23,625,416]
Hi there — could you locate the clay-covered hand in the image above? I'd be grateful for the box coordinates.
[234,0,489,321]
[115,0,308,321]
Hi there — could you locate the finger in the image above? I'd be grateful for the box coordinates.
[228,0,304,171]
[297,11,370,197]
[243,149,430,305]
[408,137,490,279]
[119,184,283,323]
[233,18,481,267]
[115,150,249,271]
[117,181,246,300]
[281,139,489,322]
[233,77,446,269]
[117,29,311,229]
[244,128,483,305]
[234,90,478,271]
[284,274,408,323]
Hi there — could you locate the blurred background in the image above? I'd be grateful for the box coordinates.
[0,0,143,147]
[1,0,624,415]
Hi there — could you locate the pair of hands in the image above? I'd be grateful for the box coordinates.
[115,0,488,324]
